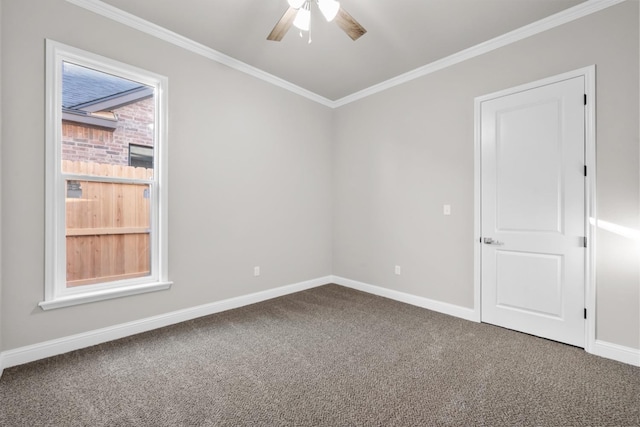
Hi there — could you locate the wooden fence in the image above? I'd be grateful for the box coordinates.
[64,160,152,287]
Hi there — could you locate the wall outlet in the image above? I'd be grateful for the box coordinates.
[443,204,451,215]
[254,266,260,277]
[394,265,401,275]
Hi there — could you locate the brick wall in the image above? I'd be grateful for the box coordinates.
[113,97,155,154]
[62,97,155,166]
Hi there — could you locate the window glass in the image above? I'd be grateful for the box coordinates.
[65,180,151,287]
[61,62,155,288]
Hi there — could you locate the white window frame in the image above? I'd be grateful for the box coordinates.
[40,40,171,310]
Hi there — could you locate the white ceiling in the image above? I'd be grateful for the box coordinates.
[99,0,586,101]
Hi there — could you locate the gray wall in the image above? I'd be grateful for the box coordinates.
[333,1,640,349]
[1,0,638,355]
[1,0,333,350]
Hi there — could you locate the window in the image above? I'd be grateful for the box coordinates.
[41,40,170,310]
[129,144,154,169]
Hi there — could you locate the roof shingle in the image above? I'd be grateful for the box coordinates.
[62,62,145,110]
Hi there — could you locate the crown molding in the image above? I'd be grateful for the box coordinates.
[66,0,625,109]
[332,0,626,107]
[64,0,335,108]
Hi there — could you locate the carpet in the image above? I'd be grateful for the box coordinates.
[1,284,638,426]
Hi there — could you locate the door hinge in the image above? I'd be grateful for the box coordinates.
[584,308,587,319]
[584,94,587,105]
[584,165,587,177]
[583,236,587,248]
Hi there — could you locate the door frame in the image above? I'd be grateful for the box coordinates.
[473,66,596,353]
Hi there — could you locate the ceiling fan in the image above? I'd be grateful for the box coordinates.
[267,0,366,42]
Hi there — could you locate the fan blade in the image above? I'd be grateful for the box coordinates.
[267,7,297,41]
[335,7,366,41]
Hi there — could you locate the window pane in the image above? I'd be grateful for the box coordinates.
[65,180,151,287]
[61,61,155,179]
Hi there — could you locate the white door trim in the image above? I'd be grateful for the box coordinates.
[473,65,596,353]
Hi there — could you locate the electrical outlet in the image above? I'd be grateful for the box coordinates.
[254,266,260,277]
[394,265,401,275]
[443,204,451,215]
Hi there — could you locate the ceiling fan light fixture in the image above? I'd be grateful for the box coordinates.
[267,0,365,42]
[288,0,306,9]
[318,0,340,21]
[293,3,311,31]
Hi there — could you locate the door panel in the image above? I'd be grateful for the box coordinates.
[496,100,563,233]
[481,77,585,347]
[495,250,563,317]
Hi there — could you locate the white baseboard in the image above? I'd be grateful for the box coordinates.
[2,276,637,376]
[590,339,640,367]
[0,276,331,373]
[331,275,479,322]
[332,276,640,367]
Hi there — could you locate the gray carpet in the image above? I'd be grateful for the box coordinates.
[1,284,639,426]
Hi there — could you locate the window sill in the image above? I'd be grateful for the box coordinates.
[38,281,172,310]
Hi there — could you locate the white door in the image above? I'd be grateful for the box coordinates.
[480,76,586,347]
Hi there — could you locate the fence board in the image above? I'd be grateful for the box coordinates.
[64,161,152,287]
[63,159,153,179]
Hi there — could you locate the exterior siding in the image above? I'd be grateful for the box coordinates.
[62,97,154,165]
